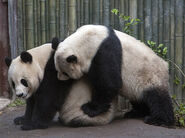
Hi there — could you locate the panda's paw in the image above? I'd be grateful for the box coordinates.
[81,102,110,117]
[124,109,145,118]
[144,116,162,126]
[14,116,25,125]
[21,121,48,130]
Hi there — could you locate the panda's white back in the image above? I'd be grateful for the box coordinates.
[115,30,169,100]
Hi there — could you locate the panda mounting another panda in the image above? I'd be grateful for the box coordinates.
[5,40,118,130]
[54,24,174,127]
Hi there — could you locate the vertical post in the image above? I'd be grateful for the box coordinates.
[48,0,56,39]
[103,0,110,26]
[40,0,46,44]
[174,0,184,102]
[25,0,34,49]
[0,0,10,98]
[170,0,175,95]
[151,0,159,43]
[68,0,77,34]
[144,0,152,41]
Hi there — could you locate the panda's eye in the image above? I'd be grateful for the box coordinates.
[21,79,28,87]
[12,81,15,89]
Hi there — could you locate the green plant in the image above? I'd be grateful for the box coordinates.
[172,95,185,127]
[147,40,167,59]
[8,98,26,107]
[111,9,140,35]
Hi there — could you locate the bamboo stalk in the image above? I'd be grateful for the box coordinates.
[59,0,65,39]
[48,0,56,40]
[89,0,93,23]
[144,0,152,41]
[114,0,119,30]
[33,0,38,46]
[45,0,49,41]
[25,0,34,49]
[151,0,158,43]
[137,0,144,41]
[56,0,60,37]
[76,0,80,27]
[158,0,163,44]
[170,0,175,95]
[103,0,110,26]
[110,0,114,27]
[17,0,24,52]
[92,0,99,24]
[68,0,77,34]
[163,0,170,55]
[84,0,89,24]
[37,0,41,45]
[80,0,84,26]
[174,0,184,102]
[99,0,103,24]
[40,0,46,44]
[129,0,137,38]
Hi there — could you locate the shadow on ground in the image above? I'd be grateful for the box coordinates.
[0,106,184,138]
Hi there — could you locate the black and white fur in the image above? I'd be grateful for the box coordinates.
[5,41,118,130]
[54,24,174,126]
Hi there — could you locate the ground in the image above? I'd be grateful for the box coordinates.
[0,106,185,138]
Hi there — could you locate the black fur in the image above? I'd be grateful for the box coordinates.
[52,37,60,50]
[124,87,174,127]
[5,57,12,67]
[81,27,122,117]
[15,51,73,130]
[20,51,32,63]
[66,55,77,63]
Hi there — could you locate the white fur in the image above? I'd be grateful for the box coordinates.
[55,24,169,101]
[60,78,117,126]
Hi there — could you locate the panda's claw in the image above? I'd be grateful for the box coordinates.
[14,116,25,125]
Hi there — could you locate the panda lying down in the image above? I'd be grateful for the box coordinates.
[5,41,118,130]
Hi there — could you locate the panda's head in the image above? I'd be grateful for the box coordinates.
[54,25,108,80]
[5,51,43,99]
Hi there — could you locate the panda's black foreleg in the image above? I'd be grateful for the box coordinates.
[142,88,174,127]
[21,96,58,130]
[14,95,35,125]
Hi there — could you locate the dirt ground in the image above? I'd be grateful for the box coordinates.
[0,106,185,138]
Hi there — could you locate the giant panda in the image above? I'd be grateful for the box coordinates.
[5,40,118,130]
[54,24,174,126]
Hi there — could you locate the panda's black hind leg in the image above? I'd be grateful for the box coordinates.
[143,87,174,127]
[124,102,149,118]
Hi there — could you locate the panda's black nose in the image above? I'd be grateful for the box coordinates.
[17,93,23,97]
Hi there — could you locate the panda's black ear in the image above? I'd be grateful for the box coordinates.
[52,37,60,50]
[5,57,12,67]
[20,51,32,63]
[66,55,78,63]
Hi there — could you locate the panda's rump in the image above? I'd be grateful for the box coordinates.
[59,78,116,126]
[116,30,169,100]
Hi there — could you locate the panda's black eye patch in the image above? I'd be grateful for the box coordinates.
[66,55,77,63]
[12,81,15,89]
[21,79,28,87]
